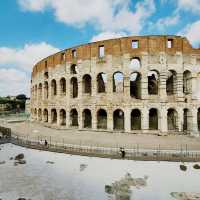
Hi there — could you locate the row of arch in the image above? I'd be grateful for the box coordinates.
[32,70,192,99]
[32,107,197,131]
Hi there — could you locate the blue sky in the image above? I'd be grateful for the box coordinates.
[0,0,200,96]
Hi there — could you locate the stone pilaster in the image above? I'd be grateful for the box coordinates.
[107,109,113,131]
[141,72,148,100]
[160,71,167,101]
[160,107,167,133]
[92,108,97,130]
[124,107,131,132]
[142,107,149,133]
[177,108,183,132]
[176,72,184,102]
[191,108,198,136]
[57,109,60,126]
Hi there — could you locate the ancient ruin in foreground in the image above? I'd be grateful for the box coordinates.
[30,35,200,135]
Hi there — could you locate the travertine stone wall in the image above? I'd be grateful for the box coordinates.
[30,35,200,135]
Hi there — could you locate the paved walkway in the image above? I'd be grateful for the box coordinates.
[1,120,200,151]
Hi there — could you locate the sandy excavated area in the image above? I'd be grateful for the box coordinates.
[1,121,200,150]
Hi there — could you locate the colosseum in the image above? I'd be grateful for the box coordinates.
[30,35,200,135]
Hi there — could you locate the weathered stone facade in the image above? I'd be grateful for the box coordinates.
[30,35,200,135]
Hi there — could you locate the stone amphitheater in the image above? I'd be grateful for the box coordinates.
[30,35,200,135]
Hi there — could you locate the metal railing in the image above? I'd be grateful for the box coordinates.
[9,133,200,162]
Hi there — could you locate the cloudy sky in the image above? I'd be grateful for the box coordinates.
[0,0,200,97]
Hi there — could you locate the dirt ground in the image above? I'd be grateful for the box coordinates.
[1,120,200,150]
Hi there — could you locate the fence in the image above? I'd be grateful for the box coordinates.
[10,133,200,162]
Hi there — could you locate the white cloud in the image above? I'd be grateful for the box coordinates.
[18,0,50,11]
[91,31,127,42]
[0,42,59,72]
[0,42,59,96]
[153,14,180,31]
[18,0,155,34]
[178,20,200,47]
[177,0,200,14]
[0,68,30,96]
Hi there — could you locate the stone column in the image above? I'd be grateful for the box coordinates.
[35,87,38,103]
[92,74,97,97]
[191,108,198,136]
[124,76,130,97]
[141,107,149,133]
[177,108,183,132]
[48,81,51,100]
[124,107,131,132]
[191,74,198,100]
[57,79,61,98]
[66,107,70,129]
[176,72,184,102]
[160,107,167,133]
[141,71,148,100]
[57,109,60,126]
[78,78,82,99]
[92,107,97,130]
[107,74,113,98]
[41,84,43,101]
[48,108,51,124]
[107,109,113,131]
[41,110,43,122]
[79,108,83,129]
[160,71,167,101]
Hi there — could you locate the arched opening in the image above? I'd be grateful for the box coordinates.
[38,83,42,99]
[44,81,48,99]
[43,109,48,122]
[70,77,78,98]
[70,109,78,127]
[60,78,66,96]
[97,73,107,93]
[113,72,124,93]
[83,74,92,94]
[113,109,124,130]
[51,109,57,124]
[131,109,141,130]
[82,109,92,128]
[97,109,107,129]
[38,108,42,121]
[130,72,141,98]
[149,108,158,130]
[51,79,57,96]
[183,109,188,131]
[34,108,37,119]
[166,70,177,95]
[148,70,159,95]
[183,70,192,94]
[70,64,78,74]
[60,109,66,126]
[167,108,178,130]
[129,57,141,70]
[44,71,48,79]
[198,108,200,131]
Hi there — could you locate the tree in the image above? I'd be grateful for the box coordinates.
[16,94,27,101]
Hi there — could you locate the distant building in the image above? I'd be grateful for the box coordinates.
[25,99,30,114]
[0,103,9,112]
